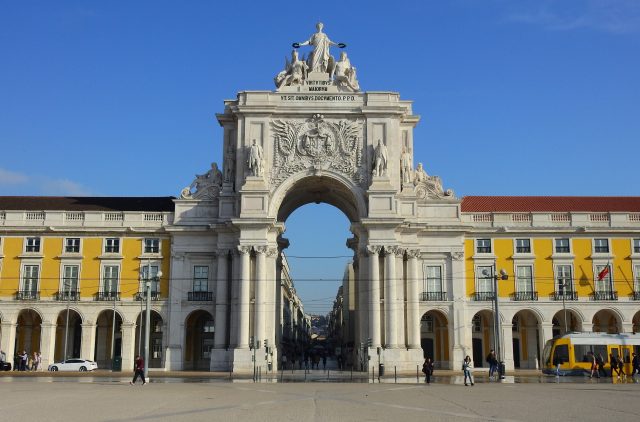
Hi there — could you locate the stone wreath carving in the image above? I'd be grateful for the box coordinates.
[269,114,365,189]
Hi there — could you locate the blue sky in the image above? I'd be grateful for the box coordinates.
[1,1,639,313]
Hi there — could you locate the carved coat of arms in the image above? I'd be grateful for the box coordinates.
[269,114,365,189]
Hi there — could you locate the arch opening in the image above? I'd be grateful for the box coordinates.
[15,309,42,370]
[135,311,164,368]
[94,310,123,369]
[420,310,449,368]
[592,309,621,334]
[511,310,542,369]
[55,309,83,361]
[184,310,214,370]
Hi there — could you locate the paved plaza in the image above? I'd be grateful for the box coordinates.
[1,375,639,421]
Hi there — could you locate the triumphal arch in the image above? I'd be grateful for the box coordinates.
[167,24,465,372]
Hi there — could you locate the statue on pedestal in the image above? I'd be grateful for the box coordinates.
[401,148,413,183]
[293,22,345,74]
[247,139,264,177]
[333,52,359,91]
[274,50,309,89]
[372,140,388,177]
[180,162,223,199]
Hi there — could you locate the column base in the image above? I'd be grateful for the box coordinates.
[165,346,183,371]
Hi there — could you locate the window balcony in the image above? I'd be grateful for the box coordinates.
[633,291,640,300]
[552,291,578,301]
[135,291,161,301]
[419,292,448,301]
[55,290,81,301]
[188,291,213,301]
[511,291,538,301]
[95,291,120,301]
[592,291,618,301]
[473,292,495,301]
[15,290,40,300]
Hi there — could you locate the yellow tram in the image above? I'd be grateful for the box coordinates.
[542,333,640,376]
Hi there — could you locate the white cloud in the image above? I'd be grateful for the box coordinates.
[0,167,29,185]
[39,178,92,196]
[505,0,640,34]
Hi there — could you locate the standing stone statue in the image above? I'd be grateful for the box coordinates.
[372,140,388,177]
[401,148,413,183]
[293,22,345,74]
[247,139,264,177]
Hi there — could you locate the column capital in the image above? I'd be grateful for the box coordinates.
[382,245,398,257]
[451,251,464,261]
[406,249,421,259]
[237,245,252,255]
[255,245,268,255]
[366,245,382,256]
[266,247,278,257]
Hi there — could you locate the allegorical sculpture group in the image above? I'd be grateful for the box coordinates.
[275,23,360,91]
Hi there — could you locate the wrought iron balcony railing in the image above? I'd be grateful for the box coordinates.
[552,291,578,301]
[473,292,495,301]
[592,291,618,301]
[135,291,161,301]
[419,292,448,301]
[95,291,120,301]
[188,291,213,301]
[15,290,40,300]
[55,290,81,301]
[512,291,539,301]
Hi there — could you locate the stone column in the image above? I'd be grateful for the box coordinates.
[80,323,96,361]
[254,246,267,346]
[406,249,421,349]
[39,322,57,368]
[266,247,278,368]
[214,251,229,349]
[367,245,382,347]
[449,251,467,367]
[501,320,515,371]
[0,322,16,366]
[120,322,137,371]
[357,247,368,348]
[236,246,251,349]
[394,248,406,347]
[383,246,398,348]
[539,323,554,368]
[165,252,186,370]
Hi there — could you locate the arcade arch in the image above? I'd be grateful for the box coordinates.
[54,309,82,361]
[511,310,541,369]
[15,309,42,356]
[592,309,622,333]
[420,310,449,367]
[184,310,214,370]
[134,311,164,368]
[94,309,123,368]
[552,309,583,337]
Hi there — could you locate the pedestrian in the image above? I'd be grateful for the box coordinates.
[553,352,562,377]
[422,358,434,384]
[36,352,42,371]
[462,355,474,386]
[617,355,626,378]
[589,352,600,379]
[20,351,28,371]
[631,353,640,378]
[31,352,39,371]
[486,350,498,380]
[610,353,620,378]
[281,353,287,370]
[130,355,146,385]
[322,355,327,370]
[596,353,606,377]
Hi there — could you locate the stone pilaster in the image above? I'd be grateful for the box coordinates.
[394,247,406,347]
[80,323,96,361]
[214,251,229,349]
[367,245,382,347]
[236,246,252,349]
[253,246,268,346]
[406,249,421,349]
[39,322,57,368]
[0,322,16,367]
[449,251,467,367]
[383,246,398,348]
[121,322,137,372]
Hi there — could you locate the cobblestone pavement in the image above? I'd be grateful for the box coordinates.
[1,377,639,421]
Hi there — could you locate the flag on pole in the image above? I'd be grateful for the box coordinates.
[597,263,610,281]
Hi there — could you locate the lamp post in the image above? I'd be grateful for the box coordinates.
[559,281,568,334]
[491,268,508,380]
[63,280,71,361]
[144,262,162,378]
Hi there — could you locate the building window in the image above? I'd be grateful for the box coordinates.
[516,265,534,292]
[425,266,442,292]
[23,265,39,293]
[555,238,570,253]
[634,264,640,293]
[421,314,434,333]
[477,266,494,293]
[472,315,482,333]
[193,266,209,292]
[144,238,160,254]
[103,265,119,294]
[25,237,41,253]
[594,264,612,292]
[633,239,640,254]
[515,239,531,254]
[594,239,609,254]
[63,265,79,292]
[141,265,160,294]
[65,238,80,253]
[556,265,573,293]
[105,238,120,254]
[476,239,491,254]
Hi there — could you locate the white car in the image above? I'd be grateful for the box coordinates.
[48,359,98,372]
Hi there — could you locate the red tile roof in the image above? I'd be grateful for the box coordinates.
[0,197,175,212]
[461,196,640,213]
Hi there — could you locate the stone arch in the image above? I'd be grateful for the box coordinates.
[420,309,449,368]
[633,310,640,333]
[94,309,124,368]
[15,308,43,358]
[470,309,499,368]
[54,309,83,361]
[511,309,543,369]
[134,310,165,368]
[184,309,214,370]
[592,308,623,333]
[269,172,367,222]
[551,308,584,337]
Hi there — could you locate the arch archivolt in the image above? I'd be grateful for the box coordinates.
[507,307,546,325]
[420,306,450,320]
[470,306,507,323]
[587,307,626,324]
[269,170,367,222]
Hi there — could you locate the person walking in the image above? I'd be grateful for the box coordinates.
[130,355,146,385]
[281,353,287,370]
[422,358,434,384]
[631,353,640,378]
[610,353,620,378]
[589,352,600,379]
[462,355,474,386]
[31,352,39,371]
[617,355,626,378]
[20,351,28,371]
[553,352,563,377]
[596,353,606,377]
[486,350,498,380]
[322,355,327,370]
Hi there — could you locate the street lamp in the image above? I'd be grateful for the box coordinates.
[559,281,568,334]
[63,280,71,361]
[487,268,508,380]
[144,264,162,377]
